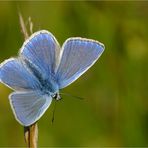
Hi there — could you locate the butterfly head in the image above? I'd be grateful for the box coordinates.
[52,92,61,101]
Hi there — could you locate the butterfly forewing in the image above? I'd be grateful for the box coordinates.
[56,38,104,89]
[9,91,52,126]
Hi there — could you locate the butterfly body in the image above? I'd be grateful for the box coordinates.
[24,58,59,96]
[0,30,104,126]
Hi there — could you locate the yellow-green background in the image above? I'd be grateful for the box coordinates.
[0,1,148,147]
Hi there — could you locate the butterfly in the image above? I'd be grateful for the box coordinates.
[0,30,104,126]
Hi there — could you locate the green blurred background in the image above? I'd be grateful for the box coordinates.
[0,1,148,147]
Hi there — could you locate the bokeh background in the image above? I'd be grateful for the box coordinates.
[0,1,148,147]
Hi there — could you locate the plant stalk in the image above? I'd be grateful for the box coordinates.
[19,11,38,148]
[24,123,38,148]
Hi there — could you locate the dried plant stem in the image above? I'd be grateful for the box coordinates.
[24,124,38,148]
[19,11,38,148]
[18,12,29,40]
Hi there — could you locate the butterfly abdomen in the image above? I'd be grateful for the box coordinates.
[23,57,59,94]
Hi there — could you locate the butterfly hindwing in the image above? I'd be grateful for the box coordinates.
[9,90,52,126]
[0,58,40,91]
[56,38,104,89]
[20,30,61,78]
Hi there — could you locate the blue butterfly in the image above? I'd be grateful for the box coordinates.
[0,30,104,126]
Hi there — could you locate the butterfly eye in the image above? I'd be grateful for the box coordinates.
[52,93,61,101]
[52,93,57,99]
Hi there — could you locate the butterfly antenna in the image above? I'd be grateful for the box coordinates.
[60,92,85,100]
[51,100,57,124]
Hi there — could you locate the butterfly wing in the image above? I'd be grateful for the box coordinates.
[56,38,105,89]
[0,58,40,91]
[20,30,60,78]
[9,90,52,126]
